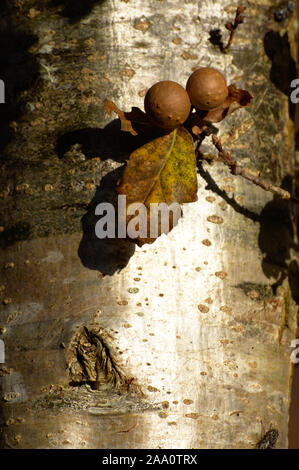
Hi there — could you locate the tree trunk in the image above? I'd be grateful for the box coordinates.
[0,0,298,449]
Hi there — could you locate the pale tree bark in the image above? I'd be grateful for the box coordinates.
[0,0,298,449]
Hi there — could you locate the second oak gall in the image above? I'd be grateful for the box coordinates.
[144,80,191,129]
[186,67,228,111]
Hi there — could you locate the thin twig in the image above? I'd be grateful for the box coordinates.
[222,5,246,53]
[210,135,291,200]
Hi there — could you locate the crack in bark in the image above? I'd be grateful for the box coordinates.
[66,325,141,394]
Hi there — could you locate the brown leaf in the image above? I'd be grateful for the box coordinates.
[191,84,253,136]
[116,126,198,246]
[104,99,155,136]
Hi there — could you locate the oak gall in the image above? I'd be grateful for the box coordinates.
[186,67,228,111]
[144,80,191,129]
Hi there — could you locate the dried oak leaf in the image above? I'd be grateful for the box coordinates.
[191,84,253,136]
[116,126,198,246]
[104,99,155,136]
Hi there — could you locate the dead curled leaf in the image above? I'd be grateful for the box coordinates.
[116,126,198,246]
[104,99,155,136]
[190,84,253,136]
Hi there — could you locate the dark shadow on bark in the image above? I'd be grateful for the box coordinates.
[0,20,39,155]
[259,197,293,277]
[258,176,299,300]
[288,260,299,304]
[264,30,296,121]
[78,167,136,276]
[258,176,293,279]
[196,161,260,222]
[56,119,165,162]
[49,0,106,23]
[209,28,225,52]
[0,222,32,248]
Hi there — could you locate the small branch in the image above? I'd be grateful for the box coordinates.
[210,135,291,200]
[222,5,246,53]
